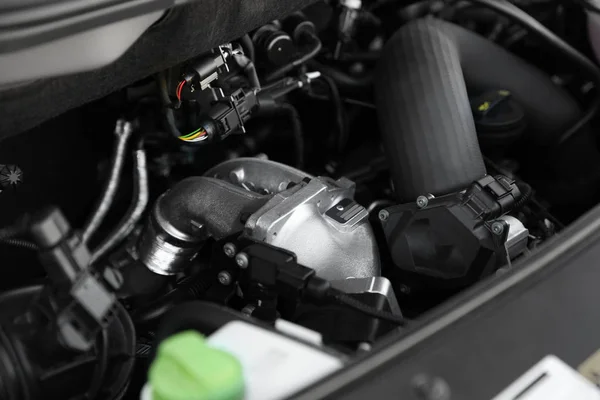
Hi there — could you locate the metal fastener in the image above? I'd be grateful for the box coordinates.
[218,271,233,286]
[416,196,429,209]
[223,243,237,258]
[379,210,389,221]
[236,252,249,269]
[336,204,345,211]
[491,221,505,235]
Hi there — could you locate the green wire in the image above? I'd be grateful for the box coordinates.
[179,127,205,139]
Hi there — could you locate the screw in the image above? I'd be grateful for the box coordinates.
[236,252,249,269]
[218,271,233,286]
[336,204,345,211]
[223,243,237,258]
[379,210,389,221]
[416,196,429,209]
[491,221,504,236]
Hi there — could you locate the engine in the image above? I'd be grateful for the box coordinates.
[1,0,600,399]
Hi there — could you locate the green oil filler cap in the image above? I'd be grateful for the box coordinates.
[149,330,245,400]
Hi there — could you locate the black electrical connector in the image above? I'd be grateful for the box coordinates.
[198,88,259,140]
[239,241,408,326]
[463,175,521,220]
[29,207,122,352]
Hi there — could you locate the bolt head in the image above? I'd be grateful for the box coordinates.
[379,210,389,221]
[223,243,237,258]
[416,196,429,209]
[336,204,345,211]
[235,252,249,269]
[491,221,504,235]
[218,271,232,286]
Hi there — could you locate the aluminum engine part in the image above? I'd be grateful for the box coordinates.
[206,158,380,280]
[137,197,206,276]
[138,177,268,276]
[139,158,379,279]
[245,177,379,280]
[498,215,529,259]
[330,277,401,315]
[204,157,312,194]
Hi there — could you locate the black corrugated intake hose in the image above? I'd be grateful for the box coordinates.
[375,17,591,201]
[375,19,487,200]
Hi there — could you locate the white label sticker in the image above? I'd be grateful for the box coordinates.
[493,355,600,400]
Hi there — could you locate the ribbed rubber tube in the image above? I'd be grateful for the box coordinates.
[376,19,487,200]
[375,18,583,200]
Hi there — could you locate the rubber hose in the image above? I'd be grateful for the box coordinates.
[85,329,108,400]
[157,177,268,241]
[320,75,348,155]
[308,60,373,91]
[279,103,305,169]
[90,141,149,264]
[239,34,255,63]
[376,19,486,200]
[265,36,323,82]
[464,0,600,146]
[81,121,133,244]
[233,54,261,91]
[375,18,587,200]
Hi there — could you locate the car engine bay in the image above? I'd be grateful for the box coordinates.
[1,0,600,399]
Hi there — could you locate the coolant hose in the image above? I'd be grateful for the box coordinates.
[375,18,584,200]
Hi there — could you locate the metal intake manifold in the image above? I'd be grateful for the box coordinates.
[138,158,380,281]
